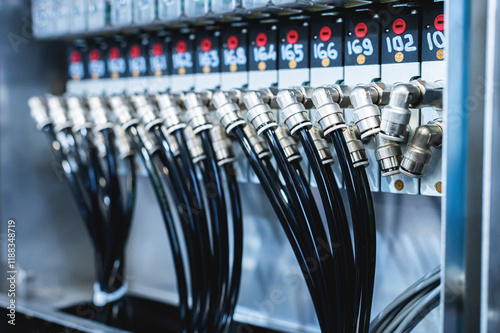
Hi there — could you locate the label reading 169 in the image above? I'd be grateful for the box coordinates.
[347,38,374,56]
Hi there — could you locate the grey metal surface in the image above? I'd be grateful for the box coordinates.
[443,0,486,332]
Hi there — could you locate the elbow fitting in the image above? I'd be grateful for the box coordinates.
[182,92,212,134]
[87,96,114,132]
[212,91,246,135]
[184,126,205,164]
[154,93,186,134]
[351,86,382,140]
[310,126,334,165]
[277,89,312,135]
[130,94,163,131]
[108,95,140,130]
[243,125,272,160]
[113,125,135,159]
[275,125,301,163]
[400,120,443,178]
[375,135,402,177]
[66,96,92,131]
[343,124,369,168]
[46,95,72,132]
[210,125,235,166]
[244,90,278,135]
[28,96,51,130]
[312,87,346,135]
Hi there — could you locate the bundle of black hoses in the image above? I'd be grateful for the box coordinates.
[28,95,137,326]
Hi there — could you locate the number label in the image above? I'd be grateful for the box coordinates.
[199,50,220,68]
[107,58,126,74]
[253,45,277,62]
[223,47,247,66]
[426,31,445,51]
[347,38,374,56]
[89,60,105,77]
[172,53,193,69]
[280,44,304,62]
[385,34,417,53]
[129,57,147,74]
[150,55,167,71]
[313,42,338,60]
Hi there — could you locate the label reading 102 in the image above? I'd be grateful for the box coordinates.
[385,34,417,53]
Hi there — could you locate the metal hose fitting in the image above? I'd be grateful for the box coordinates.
[136,124,159,155]
[131,94,163,131]
[46,95,72,132]
[108,95,139,130]
[87,96,114,132]
[182,92,212,134]
[400,120,443,178]
[184,126,205,163]
[244,90,278,135]
[312,87,347,135]
[380,80,443,142]
[243,125,272,160]
[114,124,135,159]
[350,85,382,140]
[66,96,92,131]
[210,125,235,166]
[277,89,312,135]
[155,93,186,134]
[310,126,335,165]
[275,125,301,163]
[28,96,51,130]
[212,91,246,135]
[343,124,369,168]
[375,135,402,177]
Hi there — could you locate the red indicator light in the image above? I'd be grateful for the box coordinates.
[89,49,100,61]
[176,40,187,54]
[319,26,332,42]
[256,33,268,47]
[354,22,368,38]
[434,14,444,31]
[130,45,141,59]
[201,38,212,52]
[227,36,239,50]
[152,43,163,56]
[392,18,407,35]
[109,47,120,60]
[287,29,299,44]
[70,50,81,63]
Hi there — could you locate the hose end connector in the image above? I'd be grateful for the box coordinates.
[66,96,92,131]
[210,125,235,166]
[46,95,72,132]
[28,96,51,130]
[212,91,246,135]
[184,126,206,164]
[243,125,272,160]
[277,89,312,135]
[130,94,162,132]
[244,90,278,135]
[275,125,301,163]
[113,125,135,159]
[343,124,369,168]
[351,86,382,140]
[87,96,114,132]
[154,93,186,134]
[310,126,334,165]
[375,135,402,177]
[182,92,212,134]
[312,87,347,135]
[108,95,140,130]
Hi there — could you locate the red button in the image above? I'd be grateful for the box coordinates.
[319,26,332,42]
[201,38,212,52]
[434,14,444,31]
[152,43,163,56]
[130,45,141,59]
[354,22,368,38]
[227,35,239,50]
[70,50,81,63]
[392,18,407,35]
[287,29,299,44]
[176,40,187,54]
[256,33,267,47]
[89,49,100,61]
[109,47,120,60]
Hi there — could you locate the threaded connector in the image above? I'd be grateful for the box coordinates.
[46,95,72,132]
[66,96,92,131]
[400,120,443,178]
[312,87,347,135]
[108,95,140,130]
[277,89,312,135]
[28,96,51,130]
[351,85,382,140]
[154,93,186,134]
[210,125,235,166]
[184,126,205,163]
[130,94,163,131]
[375,135,402,177]
[275,125,301,163]
[182,92,212,134]
[113,125,135,159]
[87,96,114,132]
[310,126,334,165]
[244,90,278,136]
[343,124,369,168]
[243,125,272,160]
[212,91,246,135]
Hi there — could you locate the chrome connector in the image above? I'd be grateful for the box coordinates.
[66,96,92,131]
[136,124,159,155]
[277,89,313,135]
[243,125,272,160]
[212,91,246,135]
[87,96,114,133]
[375,135,402,177]
[343,124,369,168]
[155,93,186,134]
[400,120,443,178]
[310,126,335,165]
[46,95,72,132]
[351,85,382,140]
[275,125,301,163]
[244,90,278,135]
[182,92,212,134]
[28,96,51,130]
[93,131,107,158]
[380,80,443,142]
[130,94,163,131]
[184,126,205,163]
[210,125,235,166]
[113,125,135,159]
[312,87,347,135]
[108,95,140,130]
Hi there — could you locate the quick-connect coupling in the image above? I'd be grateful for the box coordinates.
[113,125,134,159]
[375,135,402,177]
[154,93,186,134]
[108,95,139,130]
[28,96,51,130]
[46,95,72,132]
[400,120,443,178]
[184,126,206,163]
[277,89,312,135]
[66,96,92,131]
[312,87,346,135]
[244,90,278,136]
[310,126,335,165]
[351,85,382,140]
[243,125,272,160]
[275,125,301,163]
[130,94,162,131]
[182,92,212,134]
[87,96,114,132]
[210,125,235,166]
[212,91,246,135]
[343,124,369,168]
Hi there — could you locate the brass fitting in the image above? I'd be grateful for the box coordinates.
[275,125,301,163]
[343,124,369,168]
